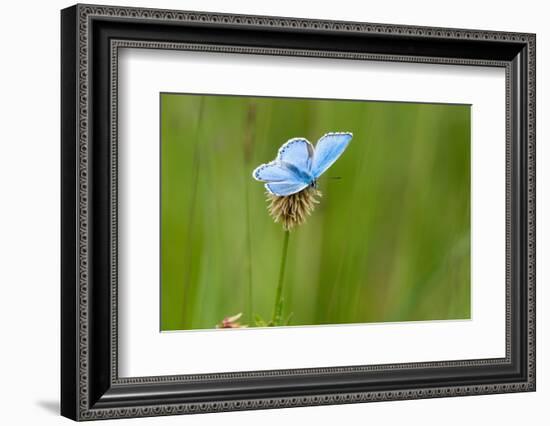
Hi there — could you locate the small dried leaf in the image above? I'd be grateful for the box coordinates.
[217,312,247,328]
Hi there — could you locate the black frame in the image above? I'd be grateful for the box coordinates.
[61,4,536,421]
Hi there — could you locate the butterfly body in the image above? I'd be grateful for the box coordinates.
[253,132,352,196]
[279,161,314,185]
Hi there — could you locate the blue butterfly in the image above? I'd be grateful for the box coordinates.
[252,132,352,196]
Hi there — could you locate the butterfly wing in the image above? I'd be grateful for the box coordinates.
[311,132,352,178]
[253,161,297,182]
[265,181,309,196]
[252,161,309,196]
[277,138,314,174]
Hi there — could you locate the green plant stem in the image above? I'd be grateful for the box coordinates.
[243,101,256,325]
[245,183,253,324]
[272,230,290,326]
[183,97,205,327]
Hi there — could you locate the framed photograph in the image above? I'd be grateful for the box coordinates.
[61,3,536,421]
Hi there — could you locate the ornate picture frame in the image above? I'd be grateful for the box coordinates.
[61,3,535,420]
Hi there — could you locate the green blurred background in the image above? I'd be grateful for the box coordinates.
[160,93,471,331]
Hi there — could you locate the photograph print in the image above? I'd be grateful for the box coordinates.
[160,93,471,331]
